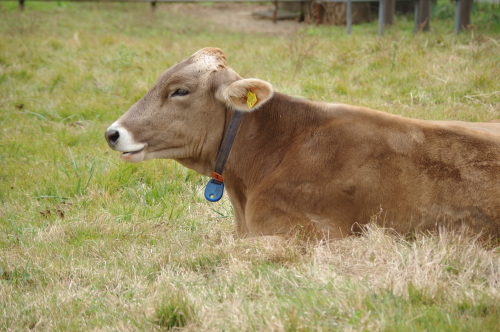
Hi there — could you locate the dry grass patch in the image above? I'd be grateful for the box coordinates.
[136,225,500,331]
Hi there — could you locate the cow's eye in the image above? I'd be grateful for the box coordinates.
[171,89,189,97]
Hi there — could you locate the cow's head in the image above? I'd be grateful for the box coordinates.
[105,47,273,176]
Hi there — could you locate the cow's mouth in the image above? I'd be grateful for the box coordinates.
[120,147,146,163]
[122,148,143,155]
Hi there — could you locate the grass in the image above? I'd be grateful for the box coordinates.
[155,289,196,329]
[1,1,500,330]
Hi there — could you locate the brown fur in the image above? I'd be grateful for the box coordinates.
[106,48,500,240]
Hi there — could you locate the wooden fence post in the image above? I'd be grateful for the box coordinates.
[314,0,323,24]
[384,0,395,26]
[414,0,431,33]
[346,0,352,34]
[19,0,25,10]
[273,0,278,24]
[378,0,385,35]
[454,0,472,33]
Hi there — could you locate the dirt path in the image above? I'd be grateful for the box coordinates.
[162,3,306,36]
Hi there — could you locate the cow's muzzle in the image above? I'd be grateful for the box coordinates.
[104,123,147,163]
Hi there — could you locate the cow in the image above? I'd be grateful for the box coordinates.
[105,47,500,241]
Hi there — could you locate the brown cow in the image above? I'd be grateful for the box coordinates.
[105,47,500,240]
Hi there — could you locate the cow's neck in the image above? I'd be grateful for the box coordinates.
[174,102,236,178]
[209,106,239,174]
[203,109,245,202]
[224,92,327,193]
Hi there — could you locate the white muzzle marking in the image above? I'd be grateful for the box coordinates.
[106,122,147,163]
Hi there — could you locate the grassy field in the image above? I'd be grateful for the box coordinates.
[1,1,500,331]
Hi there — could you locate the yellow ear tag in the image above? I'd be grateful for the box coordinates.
[246,91,257,109]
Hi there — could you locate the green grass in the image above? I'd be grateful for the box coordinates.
[1,1,500,331]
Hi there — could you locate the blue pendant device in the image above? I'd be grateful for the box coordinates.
[204,179,224,202]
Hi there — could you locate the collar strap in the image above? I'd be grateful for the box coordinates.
[204,110,245,202]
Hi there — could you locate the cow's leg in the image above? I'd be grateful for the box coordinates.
[244,197,352,240]
[226,192,249,238]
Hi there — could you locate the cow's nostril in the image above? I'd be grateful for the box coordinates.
[105,129,120,145]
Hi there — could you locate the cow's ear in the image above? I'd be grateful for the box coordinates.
[217,79,273,112]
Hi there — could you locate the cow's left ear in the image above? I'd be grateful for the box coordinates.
[217,78,274,112]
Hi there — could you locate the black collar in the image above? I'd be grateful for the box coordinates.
[204,110,245,202]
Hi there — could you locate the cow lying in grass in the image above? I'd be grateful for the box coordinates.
[105,47,500,240]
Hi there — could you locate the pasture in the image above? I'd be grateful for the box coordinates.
[1,1,500,330]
